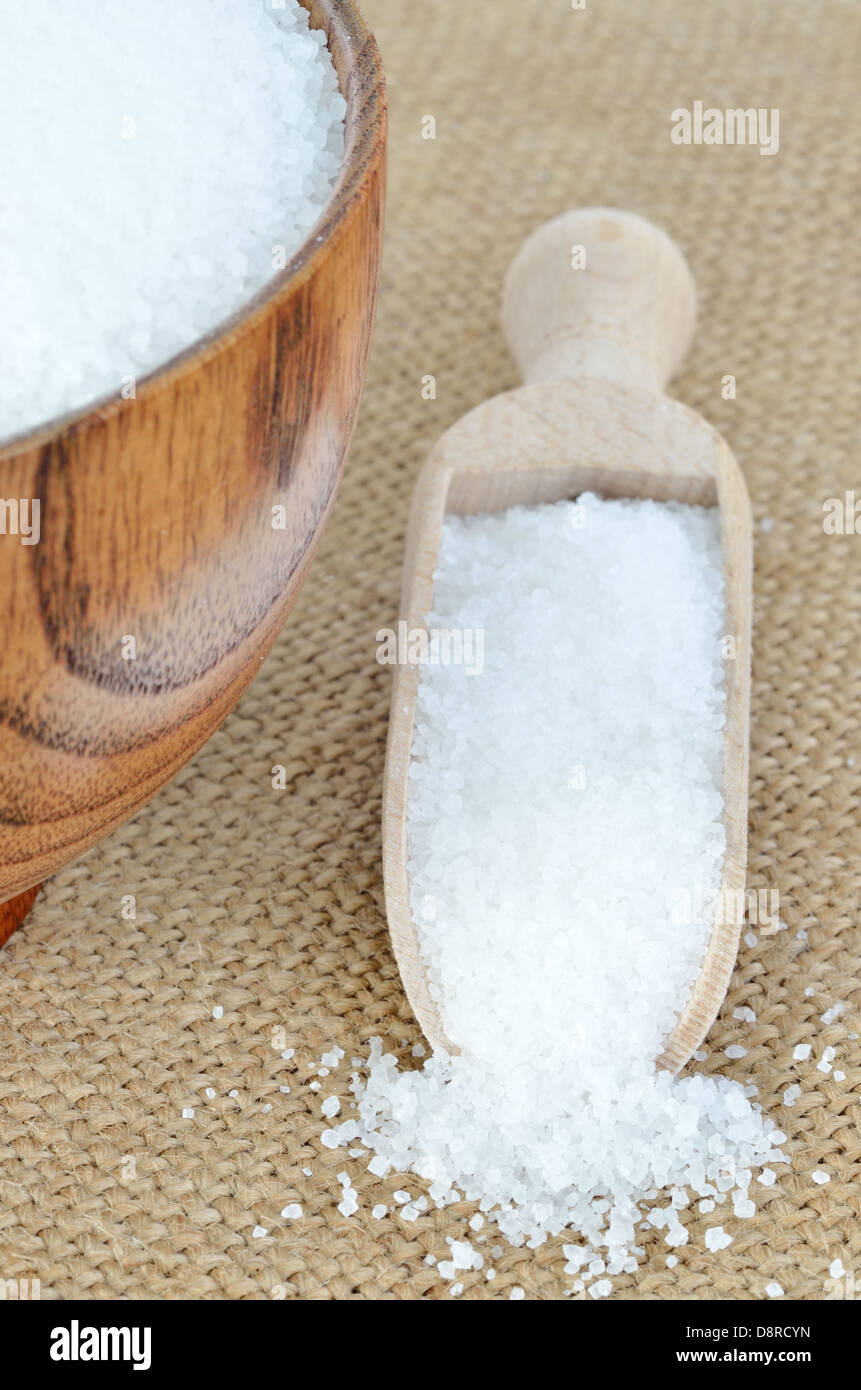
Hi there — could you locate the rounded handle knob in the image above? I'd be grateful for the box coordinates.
[502,207,697,393]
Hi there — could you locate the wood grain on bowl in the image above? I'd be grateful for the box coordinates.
[0,0,386,928]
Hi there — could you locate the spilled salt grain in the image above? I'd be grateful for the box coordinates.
[302,1168,312,1177]
[205,1088,216,1100]
[765,1282,784,1298]
[393,1191,411,1205]
[834,1070,846,1082]
[733,1007,756,1023]
[281,1204,302,1220]
[252,1226,267,1239]
[725,1046,747,1059]
[509,1287,525,1301]
[666,1255,678,1268]
[321,1097,341,1118]
[0,1,345,439]
[782,1085,801,1106]
[793,1044,811,1061]
[449,1283,464,1297]
[212,1007,224,1020]
[705,1227,732,1252]
[339,498,780,1274]
[181,1108,194,1119]
[821,1004,845,1025]
[281,1050,295,1061]
[424,1253,436,1265]
[812,1170,830,1185]
[470,1214,485,1232]
[744,932,758,949]
[830,1258,845,1279]
[590,1280,612,1299]
[372,1204,387,1220]
[759,1169,776,1187]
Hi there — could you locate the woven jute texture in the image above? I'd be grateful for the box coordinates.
[2,0,860,1301]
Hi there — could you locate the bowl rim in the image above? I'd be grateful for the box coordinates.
[0,0,386,460]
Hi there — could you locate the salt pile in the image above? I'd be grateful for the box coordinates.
[326,496,783,1281]
[0,0,345,439]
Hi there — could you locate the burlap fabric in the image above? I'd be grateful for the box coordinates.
[2,0,859,1300]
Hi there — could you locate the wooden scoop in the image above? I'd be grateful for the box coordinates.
[382,207,751,1075]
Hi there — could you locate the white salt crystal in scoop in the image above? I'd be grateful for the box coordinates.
[0,0,345,439]
[352,498,777,1268]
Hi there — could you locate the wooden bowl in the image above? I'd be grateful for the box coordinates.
[0,0,386,944]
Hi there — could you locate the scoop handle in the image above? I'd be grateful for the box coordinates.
[502,207,697,394]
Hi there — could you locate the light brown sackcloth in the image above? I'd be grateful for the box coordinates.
[1,0,859,1300]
